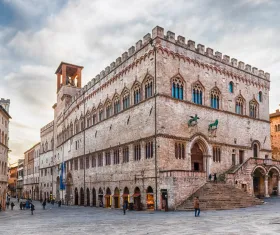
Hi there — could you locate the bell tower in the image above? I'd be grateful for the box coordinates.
[55,62,84,93]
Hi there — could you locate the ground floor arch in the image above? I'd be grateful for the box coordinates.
[252,166,266,197]
[86,188,90,206]
[113,187,120,208]
[80,188,85,206]
[267,167,280,196]
[122,187,129,205]
[98,188,103,207]
[66,173,73,205]
[74,188,79,205]
[146,186,154,210]
[92,188,96,207]
[133,187,141,211]
[105,187,111,208]
[56,176,60,201]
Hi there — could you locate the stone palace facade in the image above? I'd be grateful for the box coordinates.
[0,99,11,211]
[38,26,280,210]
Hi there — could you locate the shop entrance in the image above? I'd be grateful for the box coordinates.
[105,188,111,208]
[74,188,79,205]
[92,188,96,207]
[133,187,141,211]
[98,188,103,207]
[146,186,154,210]
[113,187,120,208]
[161,189,168,211]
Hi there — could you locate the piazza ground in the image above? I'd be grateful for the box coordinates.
[1,198,280,235]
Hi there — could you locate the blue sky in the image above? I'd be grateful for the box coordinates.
[1,0,279,163]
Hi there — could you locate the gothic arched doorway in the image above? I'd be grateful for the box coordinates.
[105,187,111,208]
[133,187,141,211]
[252,167,266,198]
[113,187,120,208]
[146,186,154,210]
[66,173,73,205]
[98,188,103,207]
[56,176,60,201]
[191,143,204,172]
[80,188,85,206]
[92,188,96,207]
[267,167,280,196]
[74,188,79,205]
[122,187,129,204]
[86,188,90,206]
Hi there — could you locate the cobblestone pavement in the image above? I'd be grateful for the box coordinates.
[0,198,280,235]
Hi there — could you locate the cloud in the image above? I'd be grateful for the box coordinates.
[1,0,280,162]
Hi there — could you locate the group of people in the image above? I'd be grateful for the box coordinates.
[208,173,218,182]
[6,198,35,215]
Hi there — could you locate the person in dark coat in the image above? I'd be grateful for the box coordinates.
[30,203,35,215]
[208,174,212,181]
[11,202,15,210]
[42,200,46,210]
[6,201,9,209]
[123,200,128,215]
[20,202,23,210]
[214,173,217,183]
[58,200,62,207]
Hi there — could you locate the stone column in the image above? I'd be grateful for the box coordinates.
[278,180,280,196]
[264,175,270,198]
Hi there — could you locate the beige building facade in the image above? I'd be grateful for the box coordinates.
[38,26,279,210]
[0,99,11,210]
[23,143,40,200]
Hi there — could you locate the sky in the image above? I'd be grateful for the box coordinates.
[1,0,280,164]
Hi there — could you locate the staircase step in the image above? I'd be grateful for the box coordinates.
[177,182,263,211]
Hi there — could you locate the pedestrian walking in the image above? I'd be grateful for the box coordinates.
[123,200,128,215]
[58,200,62,207]
[193,196,200,217]
[11,202,15,210]
[214,173,217,183]
[208,173,212,181]
[30,203,35,215]
[6,201,9,209]
[17,198,19,203]
[42,200,46,210]
[20,202,23,210]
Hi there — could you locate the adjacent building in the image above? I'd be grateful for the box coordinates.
[0,99,11,210]
[8,162,18,197]
[37,26,279,210]
[23,143,40,200]
[16,159,24,198]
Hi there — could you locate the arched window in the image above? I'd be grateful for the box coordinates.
[132,82,141,105]
[249,100,258,118]
[105,101,112,119]
[99,109,103,122]
[192,82,203,105]
[278,124,280,132]
[122,89,130,110]
[229,81,234,93]
[144,76,153,99]
[171,77,184,100]
[258,91,262,102]
[210,87,220,109]
[113,95,120,114]
[275,125,278,132]
[235,96,244,115]
[253,143,259,158]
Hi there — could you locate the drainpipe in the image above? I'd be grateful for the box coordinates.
[83,91,86,205]
[150,39,158,210]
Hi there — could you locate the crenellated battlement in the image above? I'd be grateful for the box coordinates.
[40,121,54,133]
[66,25,270,112]
[151,26,270,81]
